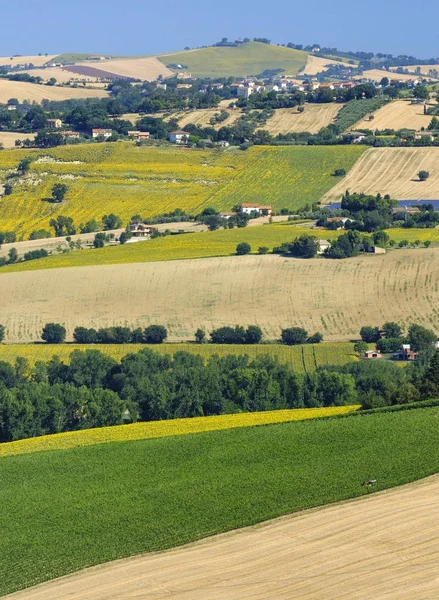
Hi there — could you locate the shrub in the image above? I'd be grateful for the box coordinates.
[210,326,247,344]
[194,328,206,343]
[0,324,5,343]
[307,332,323,344]
[281,327,308,346]
[333,168,346,177]
[353,341,368,356]
[94,233,107,248]
[418,170,430,181]
[245,325,263,344]
[144,325,168,344]
[41,323,66,344]
[29,229,51,240]
[23,249,48,262]
[236,242,251,255]
[258,246,269,254]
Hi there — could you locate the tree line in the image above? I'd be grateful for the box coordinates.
[1,345,439,443]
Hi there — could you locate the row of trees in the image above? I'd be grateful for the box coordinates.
[1,345,439,442]
[359,322,437,353]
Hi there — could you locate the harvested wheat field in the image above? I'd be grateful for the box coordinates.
[354,99,434,131]
[0,55,56,68]
[2,250,439,342]
[303,54,353,75]
[390,64,439,77]
[0,132,35,149]
[76,57,173,80]
[7,474,439,600]
[264,104,342,134]
[0,80,108,103]
[322,147,439,203]
[355,69,430,83]
[15,67,101,84]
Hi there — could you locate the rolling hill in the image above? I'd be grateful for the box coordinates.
[353,99,435,131]
[157,42,308,78]
[322,147,439,203]
[0,143,365,239]
[1,405,438,596]
[1,249,439,342]
[0,79,108,103]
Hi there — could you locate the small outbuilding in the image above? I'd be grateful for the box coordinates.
[364,350,382,360]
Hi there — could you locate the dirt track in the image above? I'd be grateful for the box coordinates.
[5,474,439,599]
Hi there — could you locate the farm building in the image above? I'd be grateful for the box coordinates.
[92,128,113,139]
[169,131,189,144]
[414,131,435,141]
[370,246,386,254]
[60,131,80,139]
[364,350,382,360]
[46,118,62,129]
[327,217,349,229]
[393,344,418,361]
[344,131,367,143]
[241,203,273,216]
[128,131,150,140]
[220,212,235,219]
[317,239,331,254]
[130,223,153,237]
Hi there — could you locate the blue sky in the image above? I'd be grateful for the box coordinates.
[2,0,438,58]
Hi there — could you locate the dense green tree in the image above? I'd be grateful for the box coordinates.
[281,327,308,346]
[195,328,206,343]
[144,325,168,344]
[408,323,436,352]
[0,325,5,343]
[353,341,368,356]
[360,326,381,343]
[236,242,251,255]
[93,232,107,248]
[102,214,123,230]
[41,323,66,344]
[7,248,18,264]
[289,234,319,258]
[382,321,402,339]
[51,183,68,203]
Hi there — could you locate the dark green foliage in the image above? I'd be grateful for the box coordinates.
[144,325,168,344]
[0,325,5,343]
[289,234,319,258]
[408,323,437,352]
[1,408,439,596]
[281,327,308,345]
[376,338,405,354]
[0,230,16,244]
[325,230,362,259]
[7,248,18,264]
[41,323,66,344]
[51,183,68,203]
[418,170,430,181]
[73,327,98,344]
[210,325,262,344]
[3,183,13,196]
[353,341,368,356]
[360,326,381,343]
[307,332,324,344]
[49,216,76,237]
[79,220,99,234]
[258,246,269,254]
[333,168,346,176]
[382,321,402,339]
[102,213,123,230]
[334,97,388,132]
[236,242,251,255]
[17,157,32,174]
[195,328,206,343]
[29,229,51,240]
[93,232,107,248]
[23,249,48,262]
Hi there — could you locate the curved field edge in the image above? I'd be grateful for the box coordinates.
[0,406,359,458]
[1,407,439,596]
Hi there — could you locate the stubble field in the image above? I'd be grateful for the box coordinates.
[322,147,439,203]
[0,80,109,103]
[263,104,343,134]
[1,250,439,342]
[353,99,434,131]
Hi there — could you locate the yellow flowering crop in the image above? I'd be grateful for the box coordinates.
[0,405,360,459]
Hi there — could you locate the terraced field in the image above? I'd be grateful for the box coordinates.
[263,104,343,134]
[0,342,358,371]
[354,99,434,131]
[1,250,439,342]
[157,42,308,78]
[322,147,439,203]
[0,143,365,239]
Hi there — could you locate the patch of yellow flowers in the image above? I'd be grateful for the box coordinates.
[0,406,359,459]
